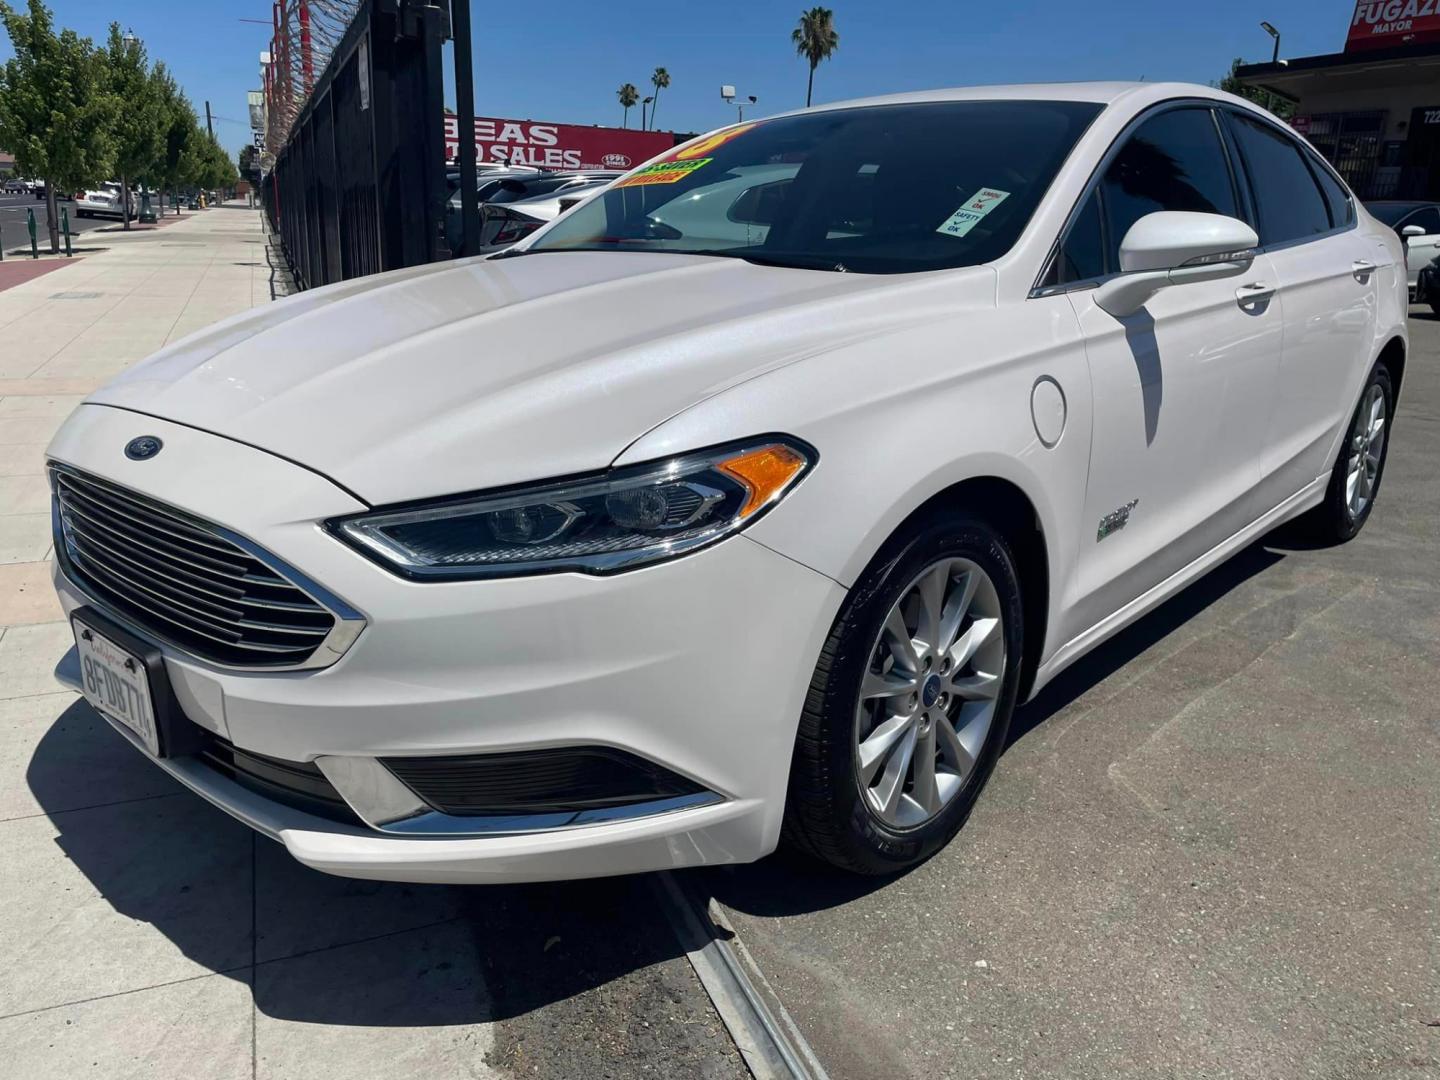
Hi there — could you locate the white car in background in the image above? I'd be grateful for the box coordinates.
[74,182,137,219]
[47,83,1407,884]
[1364,201,1440,299]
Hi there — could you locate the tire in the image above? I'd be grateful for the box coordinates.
[783,511,1025,875]
[1430,301,1439,318]
[1308,362,1394,543]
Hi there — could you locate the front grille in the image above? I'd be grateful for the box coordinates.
[381,746,707,816]
[51,465,340,668]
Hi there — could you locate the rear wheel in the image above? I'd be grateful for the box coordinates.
[783,512,1024,875]
[1308,362,1393,543]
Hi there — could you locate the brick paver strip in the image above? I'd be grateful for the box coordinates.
[0,258,79,294]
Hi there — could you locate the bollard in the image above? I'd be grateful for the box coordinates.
[61,207,72,257]
[26,207,38,259]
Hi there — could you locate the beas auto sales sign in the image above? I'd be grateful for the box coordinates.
[444,116,674,171]
[1346,0,1440,50]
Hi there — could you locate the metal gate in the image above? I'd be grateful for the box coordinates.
[264,0,451,289]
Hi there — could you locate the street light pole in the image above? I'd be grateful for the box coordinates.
[1261,21,1281,64]
[642,96,654,131]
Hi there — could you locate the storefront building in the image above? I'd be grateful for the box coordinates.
[1236,1,1440,199]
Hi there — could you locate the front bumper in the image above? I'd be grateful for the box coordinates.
[48,406,845,883]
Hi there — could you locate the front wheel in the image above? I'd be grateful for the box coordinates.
[1308,362,1393,543]
[783,512,1024,875]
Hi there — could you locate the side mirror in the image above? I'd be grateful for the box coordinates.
[1094,212,1259,317]
[1401,224,1426,238]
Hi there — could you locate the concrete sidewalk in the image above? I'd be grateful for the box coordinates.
[0,208,744,1079]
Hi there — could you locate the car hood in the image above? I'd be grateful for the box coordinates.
[90,251,992,505]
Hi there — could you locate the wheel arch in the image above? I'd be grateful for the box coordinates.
[1377,334,1406,402]
[886,475,1052,703]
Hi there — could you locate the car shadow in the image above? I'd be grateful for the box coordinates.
[710,535,1287,919]
[25,705,698,1029]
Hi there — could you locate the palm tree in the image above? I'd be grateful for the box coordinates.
[617,82,639,129]
[791,8,839,108]
[649,67,671,130]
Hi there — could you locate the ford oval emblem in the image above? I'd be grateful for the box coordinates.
[124,436,163,461]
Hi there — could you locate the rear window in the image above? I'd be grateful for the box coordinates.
[525,100,1104,274]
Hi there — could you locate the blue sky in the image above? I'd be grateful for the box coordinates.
[3,1,1362,162]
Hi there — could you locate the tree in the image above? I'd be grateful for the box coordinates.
[144,62,197,215]
[102,23,163,229]
[195,130,236,193]
[0,0,116,251]
[238,144,259,179]
[144,65,194,216]
[1215,57,1294,120]
[791,7,838,109]
[649,67,670,131]
[617,82,639,129]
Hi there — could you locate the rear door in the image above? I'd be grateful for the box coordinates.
[1052,104,1283,637]
[1223,110,1380,505]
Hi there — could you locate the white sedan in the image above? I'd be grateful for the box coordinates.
[74,183,137,219]
[47,82,1407,883]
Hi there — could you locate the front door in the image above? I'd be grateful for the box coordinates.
[1047,104,1283,637]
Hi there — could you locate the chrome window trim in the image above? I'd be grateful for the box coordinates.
[49,462,366,673]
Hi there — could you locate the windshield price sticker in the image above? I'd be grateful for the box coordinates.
[937,187,1011,238]
[614,158,714,187]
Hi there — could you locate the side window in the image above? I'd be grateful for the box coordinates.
[1229,114,1333,245]
[1402,207,1440,235]
[1309,158,1355,230]
[1099,108,1239,268]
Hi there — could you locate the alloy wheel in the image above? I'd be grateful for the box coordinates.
[853,557,1006,829]
[1346,382,1387,520]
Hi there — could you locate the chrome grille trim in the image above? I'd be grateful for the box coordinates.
[50,463,365,670]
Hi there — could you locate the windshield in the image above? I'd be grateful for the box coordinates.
[526,100,1102,273]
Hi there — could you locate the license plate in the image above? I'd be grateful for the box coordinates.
[74,618,160,756]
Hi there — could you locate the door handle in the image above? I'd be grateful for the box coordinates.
[1235,282,1275,307]
[1352,260,1377,282]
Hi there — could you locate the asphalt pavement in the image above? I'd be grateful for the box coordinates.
[0,193,121,256]
[699,308,1440,1079]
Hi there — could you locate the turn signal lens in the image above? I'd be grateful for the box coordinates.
[332,436,815,580]
[717,443,810,517]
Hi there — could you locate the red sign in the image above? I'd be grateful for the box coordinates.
[1346,0,1440,51]
[443,117,674,172]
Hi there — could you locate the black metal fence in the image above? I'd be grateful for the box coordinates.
[264,0,451,290]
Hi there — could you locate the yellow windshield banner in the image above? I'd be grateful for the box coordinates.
[613,158,714,188]
[612,122,762,188]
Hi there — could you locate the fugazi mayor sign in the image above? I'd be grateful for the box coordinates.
[1346,0,1440,51]
[443,116,673,172]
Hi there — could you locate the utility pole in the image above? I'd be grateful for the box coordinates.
[452,0,479,257]
[206,100,214,138]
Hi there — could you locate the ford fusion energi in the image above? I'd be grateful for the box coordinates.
[47,82,1408,882]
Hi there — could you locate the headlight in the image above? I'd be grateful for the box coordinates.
[330,437,815,579]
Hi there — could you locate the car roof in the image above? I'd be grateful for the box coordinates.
[762,81,1247,122]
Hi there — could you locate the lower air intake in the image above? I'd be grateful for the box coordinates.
[380,746,705,816]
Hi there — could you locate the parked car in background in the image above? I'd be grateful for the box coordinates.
[1365,200,1440,299]
[447,170,620,254]
[74,182,137,219]
[1417,253,1440,314]
[46,83,1408,885]
[1,178,27,194]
